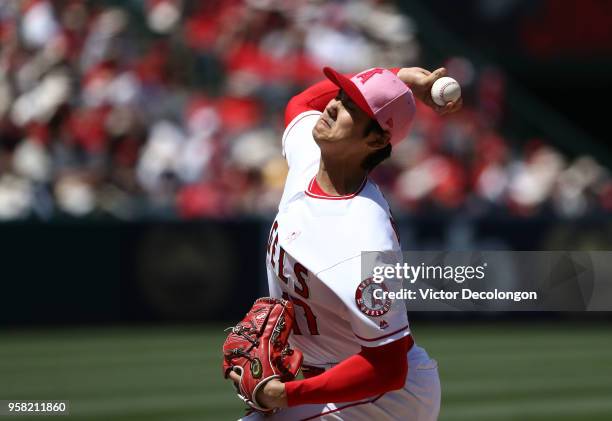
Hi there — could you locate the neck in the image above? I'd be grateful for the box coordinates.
[316,154,367,196]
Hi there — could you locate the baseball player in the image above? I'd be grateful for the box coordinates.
[229,65,461,420]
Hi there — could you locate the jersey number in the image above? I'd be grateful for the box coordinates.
[280,261,319,335]
[282,292,319,335]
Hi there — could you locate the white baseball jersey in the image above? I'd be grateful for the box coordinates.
[265,110,410,368]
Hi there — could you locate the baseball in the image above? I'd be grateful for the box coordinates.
[431,76,461,106]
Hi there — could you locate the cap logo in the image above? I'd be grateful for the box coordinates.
[356,68,384,85]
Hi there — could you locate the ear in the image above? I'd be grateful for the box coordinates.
[365,129,391,151]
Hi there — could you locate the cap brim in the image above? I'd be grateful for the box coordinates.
[323,67,375,119]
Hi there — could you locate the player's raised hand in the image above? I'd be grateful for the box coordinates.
[397,67,462,116]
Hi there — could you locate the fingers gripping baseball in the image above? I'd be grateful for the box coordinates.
[427,67,448,84]
[397,66,462,115]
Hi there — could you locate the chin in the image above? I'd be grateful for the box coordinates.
[312,126,326,145]
[313,123,340,146]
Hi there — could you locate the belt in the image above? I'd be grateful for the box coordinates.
[301,335,414,379]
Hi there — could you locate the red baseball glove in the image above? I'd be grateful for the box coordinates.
[223,297,303,413]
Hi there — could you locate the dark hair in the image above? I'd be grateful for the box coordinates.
[361,119,392,171]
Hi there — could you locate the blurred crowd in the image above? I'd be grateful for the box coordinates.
[0,0,610,220]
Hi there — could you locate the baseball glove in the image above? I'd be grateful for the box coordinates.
[223,297,303,413]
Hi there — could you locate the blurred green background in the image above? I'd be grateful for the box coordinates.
[2,322,612,421]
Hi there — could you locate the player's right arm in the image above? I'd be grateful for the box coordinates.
[396,67,462,115]
[284,79,339,127]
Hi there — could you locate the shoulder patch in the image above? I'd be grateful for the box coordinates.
[355,277,392,317]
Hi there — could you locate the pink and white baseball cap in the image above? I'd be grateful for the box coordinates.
[323,67,416,146]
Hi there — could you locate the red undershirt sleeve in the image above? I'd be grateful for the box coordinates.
[284,80,338,127]
[284,68,401,127]
[284,335,411,406]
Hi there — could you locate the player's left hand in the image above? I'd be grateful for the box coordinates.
[222,297,302,413]
[228,371,288,409]
[397,67,463,116]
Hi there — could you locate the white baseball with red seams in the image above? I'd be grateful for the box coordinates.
[430,76,461,106]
